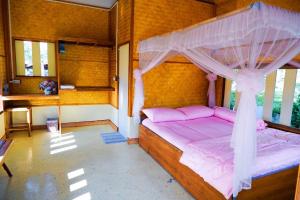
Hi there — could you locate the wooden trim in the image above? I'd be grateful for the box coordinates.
[118,40,131,48]
[196,0,216,6]
[139,124,298,200]
[13,37,56,43]
[132,58,193,65]
[12,38,58,79]
[48,0,111,10]
[266,121,300,134]
[128,0,134,117]
[2,0,12,81]
[127,138,139,144]
[2,94,59,101]
[296,166,300,200]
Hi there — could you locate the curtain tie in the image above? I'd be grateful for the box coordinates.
[206,73,217,82]
[236,70,264,94]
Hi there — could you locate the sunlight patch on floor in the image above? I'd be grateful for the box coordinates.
[50,139,76,148]
[72,192,91,200]
[68,168,85,180]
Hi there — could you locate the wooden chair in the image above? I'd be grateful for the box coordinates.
[5,107,32,137]
[0,139,13,177]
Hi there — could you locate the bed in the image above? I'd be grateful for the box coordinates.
[139,113,300,200]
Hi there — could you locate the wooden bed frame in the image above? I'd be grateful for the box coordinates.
[139,124,299,200]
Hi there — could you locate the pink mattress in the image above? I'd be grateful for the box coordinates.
[142,117,300,199]
[142,116,233,150]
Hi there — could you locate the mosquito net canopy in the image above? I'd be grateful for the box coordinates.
[133,2,300,197]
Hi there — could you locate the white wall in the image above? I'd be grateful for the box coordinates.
[12,104,119,126]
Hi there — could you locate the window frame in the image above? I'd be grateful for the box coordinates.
[222,65,300,133]
[12,37,58,78]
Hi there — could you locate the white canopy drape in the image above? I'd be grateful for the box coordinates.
[133,2,300,197]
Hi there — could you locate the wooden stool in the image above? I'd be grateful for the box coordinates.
[5,107,32,137]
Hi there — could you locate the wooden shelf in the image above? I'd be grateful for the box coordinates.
[58,37,114,47]
[2,94,59,101]
[59,86,115,92]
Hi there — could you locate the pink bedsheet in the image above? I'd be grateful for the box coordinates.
[142,116,233,150]
[180,128,300,199]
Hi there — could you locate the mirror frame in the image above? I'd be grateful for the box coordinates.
[12,37,58,78]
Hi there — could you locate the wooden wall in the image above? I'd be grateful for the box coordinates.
[10,0,109,41]
[216,0,300,15]
[118,0,132,45]
[0,0,6,86]
[109,5,118,108]
[131,0,221,113]
[8,0,114,105]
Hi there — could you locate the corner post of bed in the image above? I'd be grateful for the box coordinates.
[296,164,300,200]
[139,111,147,124]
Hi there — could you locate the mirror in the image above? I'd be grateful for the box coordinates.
[14,39,56,77]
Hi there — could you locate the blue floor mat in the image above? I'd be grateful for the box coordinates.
[101,132,127,144]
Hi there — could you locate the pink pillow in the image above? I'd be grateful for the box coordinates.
[214,107,267,130]
[143,107,187,122]
[177,105,214,120]
[214,107,236,122]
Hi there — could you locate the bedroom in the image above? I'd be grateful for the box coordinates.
[0,0,300,199]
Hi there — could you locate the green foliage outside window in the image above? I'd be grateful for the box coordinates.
[291,94,300,128]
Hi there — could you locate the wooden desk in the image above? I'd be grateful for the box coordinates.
[2,94,59,101]
[2,94,61,133]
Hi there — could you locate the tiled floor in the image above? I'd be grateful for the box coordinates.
[0,125,193,200]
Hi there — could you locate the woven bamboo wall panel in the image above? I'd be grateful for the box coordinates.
[133,0,215,59]
[59,90,110,105]
[0,57,6,85]
[118,0,132,45]
[60,60,109,87]
[10,77,57,94]
[0,0,4,57]
[60,45,109,63]
[216,0,238,15]
[59,45,109,87]
[134,60,209,108]
[10,0,109,41]
[217,0,300,16]
[237,0,300,11]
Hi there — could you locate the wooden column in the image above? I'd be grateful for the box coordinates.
[263,71,277,121]
[32,42,41,76]
[280,69,297,126]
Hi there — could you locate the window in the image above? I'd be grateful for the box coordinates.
[224,68,300,129]
[23,41,33,76]
[230,81,237,110]
[291,70,300,128]
[15,39,56,77]
[272,69,285,123]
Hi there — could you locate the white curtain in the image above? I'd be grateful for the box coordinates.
[134,2,300,197]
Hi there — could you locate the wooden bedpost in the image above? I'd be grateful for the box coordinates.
[296,165,300,200]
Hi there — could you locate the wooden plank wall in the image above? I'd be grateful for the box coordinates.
[130,0,223,115]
